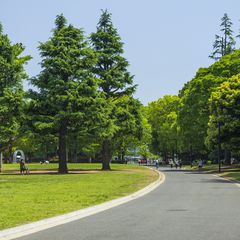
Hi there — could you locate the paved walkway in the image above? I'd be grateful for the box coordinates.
[7,167,240,240]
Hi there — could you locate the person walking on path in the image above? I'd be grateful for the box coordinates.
[179,160,182,169]
[155,159,159,169]
[175,161,178,169]
[169,159,173,169]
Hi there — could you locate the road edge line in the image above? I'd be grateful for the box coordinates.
[212,174,240,188]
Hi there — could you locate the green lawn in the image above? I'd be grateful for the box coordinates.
[0,163,158,230]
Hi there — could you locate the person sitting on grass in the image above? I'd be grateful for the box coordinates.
[19,159,29,175]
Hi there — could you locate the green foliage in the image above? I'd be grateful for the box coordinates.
[207,74,240,153]
[146,95,179,160]
[14,132,58,160]
[0,23,30,149]
[30,14,98,130]
[28,15,100,173]
[4,12,240,169]
[90,10,136,98]
[135,110,153,159]
[178,74,223,157]
[114,103,152,160]
[90,10,139,169]
[178,50,240,161]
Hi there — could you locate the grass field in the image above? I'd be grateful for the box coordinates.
[0,163,158,230]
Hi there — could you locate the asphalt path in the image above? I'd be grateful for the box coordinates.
[16,167,240,240]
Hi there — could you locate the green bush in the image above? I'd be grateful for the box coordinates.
[206,160,212,165]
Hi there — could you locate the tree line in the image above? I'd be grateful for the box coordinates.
[0,10,150,173]
[147,13,240,165]
[1,12,240,172]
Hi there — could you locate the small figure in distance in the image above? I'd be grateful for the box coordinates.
[175,161,178,169]
[198,159,203,170]
[169,159,173,169]
[20,159,29,175]
[155,159,159,169]
[40,160,49,164]
[179,160,182,169]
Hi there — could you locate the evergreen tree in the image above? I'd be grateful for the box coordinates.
[29,15,99,173]
[90,10,137,170]
[0,23,30,170]
[209,13,235,60]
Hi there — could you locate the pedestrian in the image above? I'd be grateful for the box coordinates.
[19,160,29,174]
[175,161,178,169]
[179,160,182,169]
[170,160,173,169]
[155,159,159,169]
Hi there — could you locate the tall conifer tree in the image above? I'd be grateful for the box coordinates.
[29,15,98,173]
[209,13,235,60]
[90,10,137,170]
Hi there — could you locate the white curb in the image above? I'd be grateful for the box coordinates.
[0,169,165,240]
[212,174,240,188]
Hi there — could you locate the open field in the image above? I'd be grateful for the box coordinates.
[0,163,158,230]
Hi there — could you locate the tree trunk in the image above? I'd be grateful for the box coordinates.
[73,149,78,163]
[8,141,13,163]
[172,150,175,163]
[121,151,125,163]
[163,151,167,164]
[190,144,193,167]
[45,143,49,161]
[58,124,68,174]
[73,139,78,163]
[0,151,3,172]
[101,140,111,170]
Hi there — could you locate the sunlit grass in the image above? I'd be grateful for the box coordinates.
[0,163,158,230]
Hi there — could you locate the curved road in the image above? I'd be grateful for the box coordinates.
[16,167,240,240]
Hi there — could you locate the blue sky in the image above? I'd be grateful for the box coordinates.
[2,0,240,105]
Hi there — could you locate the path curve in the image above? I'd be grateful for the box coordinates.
[3,167,240,240]
[0,168,164,240]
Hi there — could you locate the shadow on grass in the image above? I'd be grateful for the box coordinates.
[0,168,133,176]
[0,169,103,176]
